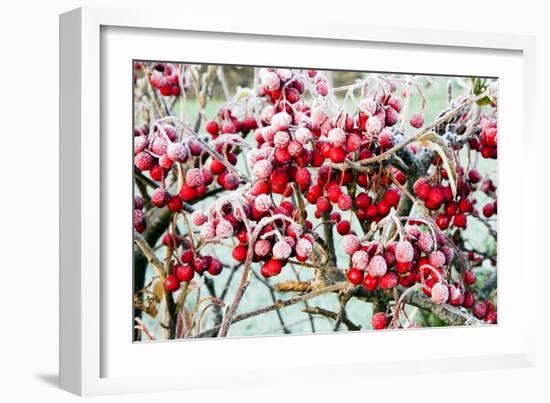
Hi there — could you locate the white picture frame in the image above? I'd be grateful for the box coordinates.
[60,6,537,396]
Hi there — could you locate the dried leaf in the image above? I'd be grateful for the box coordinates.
[417,132,458,197]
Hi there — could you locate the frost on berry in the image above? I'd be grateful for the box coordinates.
[215,219,234,238]
[358,97,378,116]
[191,211,208,226]
[252,159,273,179]
[167,142,187,162]
[271,112,291,132]
[272,241,292,260]
[367,255,388,277]
[410,113,424,128]
[431,282,449,304]
[134,151,154,171]
[343,234,360,255]
[296,237,313,258]
[150,137,168,156]
[366,116,382,136]
[261,71,281,91]
[254,239,272,257]
[274,131,290,147]
[200,222,216,240]
[185,168,204,187]
[429,250,446,268]
[254,194,272,212]
[134,136,149,154]
[371,312,387,330]
[352,250,369,270]
[395,241,414,263]
[418,233,434,253]
[295,127,312,144]
[328,128,347,147]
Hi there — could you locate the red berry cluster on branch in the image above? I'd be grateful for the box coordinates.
[133,64,498,333]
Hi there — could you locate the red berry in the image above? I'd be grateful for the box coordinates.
[413,178,431,201]
[210,159,226,175]
[362,274,379,291]
[377,200,390,216]
[372,312,387,330]
[435,214,450,230]
[347,268,364,285]
[463,269,476,285]
[164,275,180,292]
[174,264,194,282]
[232,244,248,262]
[384,188,400,207]
[329,146,346,163]
[410,113,424,128]
[151,188,169,208]
[338,194,353,211]
[336,220,351,235]
[482,203,495,218]
[473,301,488,319]
[316,196,331,213]
[453,213,467,228]
[355,192,371,209]
[207,258,223,276]
[205,120,219,135]
[428,187,444,207]
[167,195,183,212]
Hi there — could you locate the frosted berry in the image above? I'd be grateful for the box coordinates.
[395,241,414,263]
[418,233,434,253]
[379,271,399,290]
[134,151,154,171]
[167,143,187,162]
[271,112,291,131]
[191,211,208,226]
[338,194,353,211]
[431,282,449,304]
[185,168,204,187]
[343,234,360,255]
[410,113,424,128]
[372,312,387,330]
[352,250,370,270]
[367,255,388,277]
[252,159,273,179]
[254,194,272,212]
[215,219,234,238]
[328,128,347,147]
[296,238,313,258]
[272,241,292,260]
[429,250,446,268]
[295,127,312,144]
[151,188,169,208]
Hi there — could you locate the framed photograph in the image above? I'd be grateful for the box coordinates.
[60,7,536,396]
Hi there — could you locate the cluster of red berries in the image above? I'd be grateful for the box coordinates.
[342,224,494,328]
[134,65,498,330]
[135,62,183,97]
[469,115,497,159]
[164,249,224,293]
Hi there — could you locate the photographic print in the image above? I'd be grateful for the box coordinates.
[133,62,497,341]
